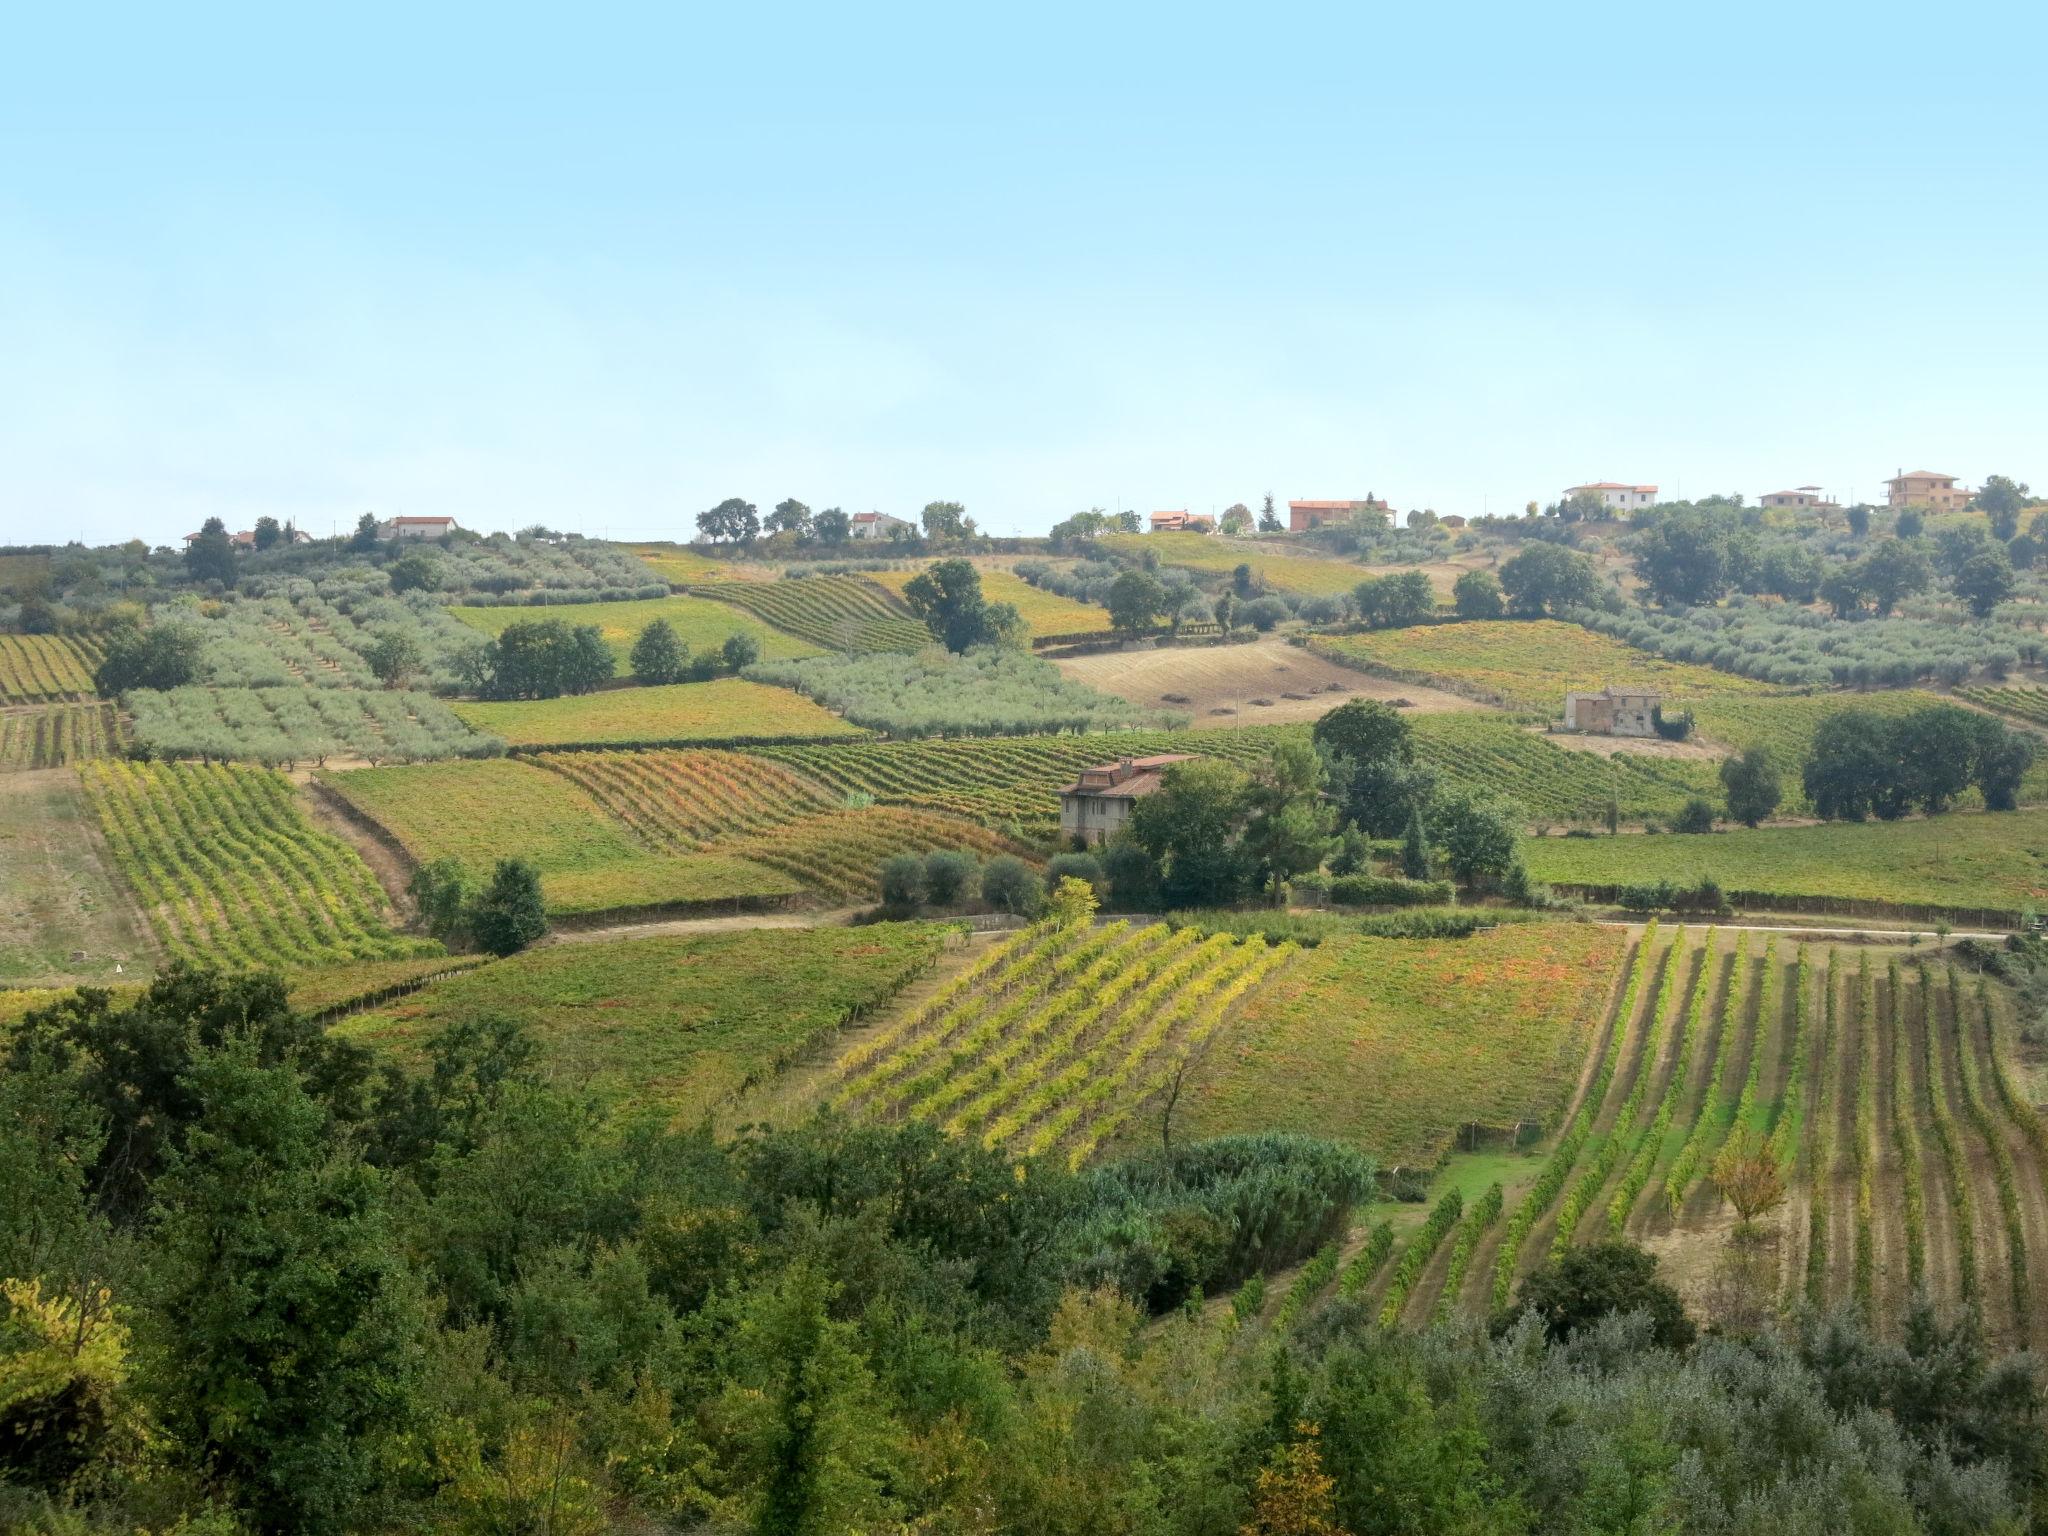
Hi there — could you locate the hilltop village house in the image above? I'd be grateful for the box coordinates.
[1759,485,1841,514]
[1288,497,1392,532]
[1562,687,1660,738]
[1058,753,1195,846]
[1565,481,1659,515]
[1149,510,1215,533]
[849,510,916,540]
[1886,470,1971,513]
[378,515,460,541]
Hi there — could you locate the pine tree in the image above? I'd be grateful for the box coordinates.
[468,858,548,956]
[1401,806,1432,880]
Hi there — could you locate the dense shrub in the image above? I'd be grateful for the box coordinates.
[1070,1133,1374,1311]
[922,849,979,906]
[878,852,929,909]
[1320,874,1456,907]
[1044,851,1104,895]
[980,854,1041,916]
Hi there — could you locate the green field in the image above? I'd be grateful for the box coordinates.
[1100,532,1369,597]
[1173,921,1629,1165]
[1524,809,2048,913]
[336,924,951,1126]
[868,565,1111,639]
[1310,619,1777,710]
[449,592,817,665]
[450,677,865,747]
[0,769,156,983]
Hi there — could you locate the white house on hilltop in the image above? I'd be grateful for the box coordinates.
[848,511,916,541]
[1564,482,1658,514]
[378,515,460,541]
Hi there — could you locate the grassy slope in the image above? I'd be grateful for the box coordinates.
[336,925,952,1125]
[450,678,865,746]
[449,593,817,664]
[867,566,1111,638]
[0,769,155,983]
[1176,922,1628,1165]
[1310,619,1775,710]
[1101,532,1368,597]
[1524,809,2048,912]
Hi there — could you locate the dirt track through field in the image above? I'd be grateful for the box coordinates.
[1053,638,1481,727]
[1820,959,1861,1314]
[1868,972,1909,1331]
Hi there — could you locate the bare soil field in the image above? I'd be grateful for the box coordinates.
[0,768,156,985]
[1054,639,1482,727]
[1536,727,1728,763]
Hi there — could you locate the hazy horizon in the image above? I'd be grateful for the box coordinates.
[5,2,2044,547]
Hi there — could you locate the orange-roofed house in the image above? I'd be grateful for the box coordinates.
[1288,497,1390,532]
[1884,470,1971,513]
[1057,753,1196,845]
[378,515,461,541]
[1759,485,1840,513]
[1149,510,1215,533]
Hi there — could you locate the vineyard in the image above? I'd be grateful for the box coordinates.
[0,703,123,770]
[533,748,840,849]
[1958,683,2048,727]
[1309,619,1775,710]
[1408,713,1717,823]
[691,574,930,653]
[324,752,1018,912]
[0,632,103,702]
[126,685,498,765]
[827,914,1296,1165]
[449,677,865,747]
[337,925,949,1127]
[1406,926,2048,1346]
[79,759,436,970]
[1172,923,1629,1166]
[1523,807,2048,915]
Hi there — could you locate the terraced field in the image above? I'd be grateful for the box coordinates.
[81,759,435,970]
[1430,927,2048,1347]
[533,749,840,849]
[692,574,930,653]
[828,915,1295,1165]
[325,752,1014,913]
[0,632,103,702]
[0,703,123,770]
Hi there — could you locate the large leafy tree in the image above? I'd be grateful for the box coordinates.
[1504,1241,1695,1349]
[698,497,761,543]
[1976,473,2031,522]
[136,1037,426,1533]
[1429,793,1523,887]
[182,516,237,588]
[1125,759,1256,906]
[1240,739,1335,893]
[813,507,851,544]
[629,616,690,684]
[1106,569,1167,636]
[1313,699,1436,838]
[251,515,282,551]
[766,498,813,537]
[920,500,970,542]
[1954,547,2016,617]
[1630,506,1757,607]
[468,858,549,956]
[93,621,202,695]
[1858,537,1932,616]
[902,558,1020,652]
[1498,542,1599,616]
[1452,567,1503,619]
[1719,747,1780,827]
[1353,570,1434,628]
[467,618,614,699]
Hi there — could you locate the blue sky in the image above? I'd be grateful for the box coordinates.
[3,2,2043,546]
